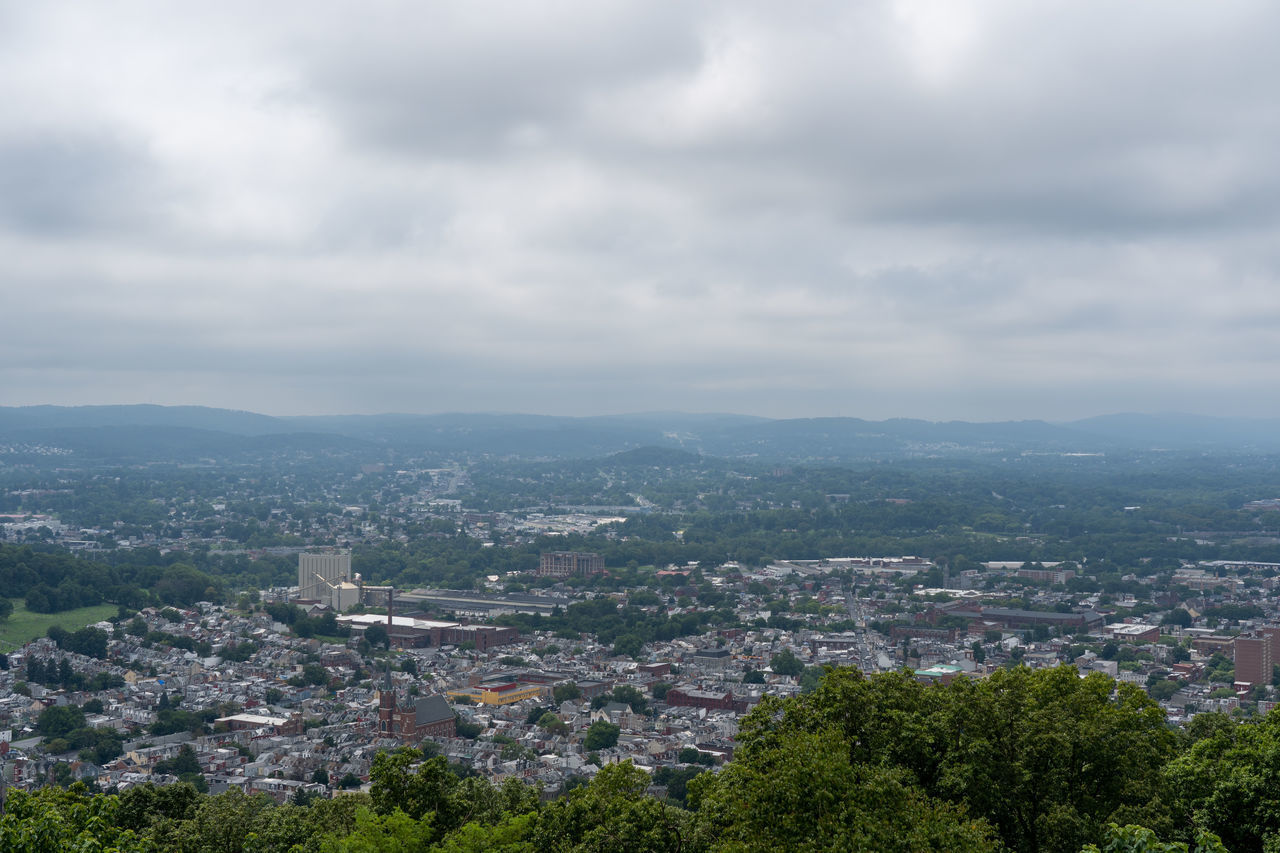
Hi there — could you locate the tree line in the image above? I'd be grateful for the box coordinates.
[0,543,223,613]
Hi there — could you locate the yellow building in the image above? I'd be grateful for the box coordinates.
[447,682,545,706]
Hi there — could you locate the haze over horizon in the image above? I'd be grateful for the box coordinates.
[4,2,1279,421]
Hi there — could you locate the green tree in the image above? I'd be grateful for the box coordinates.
[584,720,620,751]
[733,665,1175,853]
[37,704,86,740]
[1165,710,1280,852]
[531,762,686,853]
[769,648,804,677]
[553,682,582,704]
[941,667,1174,853]
[364,623,389,649]
[798,666,825,693]
[612,634,644,659]
[172,787,273,853]
[689,728,997,852]
[1080,823,1227,853]
[317,806,435,853]
[653,766,706,806]
[611,684,649,714]
[455,719,484,739]
[301,662,329,686]
[115,781,201,833]
[0,784,151,852]
[369,748,461,835]
[431,812,537,853]
[153,744,201,777]
[538,712,569,737]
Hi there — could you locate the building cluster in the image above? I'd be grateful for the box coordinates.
[5,549,1280,797]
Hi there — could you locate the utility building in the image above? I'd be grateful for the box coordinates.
[298,551,351,601]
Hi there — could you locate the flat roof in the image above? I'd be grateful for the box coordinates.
[337,614,459,629]
[216,713,289,726]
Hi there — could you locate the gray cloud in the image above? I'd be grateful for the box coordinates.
[0,131,158,235]
[2,1,1279,420]
[300,3,706,157]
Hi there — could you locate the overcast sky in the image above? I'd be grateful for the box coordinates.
[3,1,1278,421]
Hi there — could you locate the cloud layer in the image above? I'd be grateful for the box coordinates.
[3,1,1279,420]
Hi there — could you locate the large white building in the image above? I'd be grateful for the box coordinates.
[298,551,351,601]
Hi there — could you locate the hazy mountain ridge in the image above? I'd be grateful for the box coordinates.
[3,405,1279,462]
[1066,412,1280,449]
[0,424,372,463]
[0,404,293,435]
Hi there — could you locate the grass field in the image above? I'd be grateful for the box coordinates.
[0,600,118,650]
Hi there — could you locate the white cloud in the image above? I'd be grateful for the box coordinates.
[2,1,1279,420]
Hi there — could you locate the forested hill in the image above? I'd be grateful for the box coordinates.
[0,405,292,435]
[6,404,1280,463]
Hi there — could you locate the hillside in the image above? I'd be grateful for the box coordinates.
[6,404,1280,463]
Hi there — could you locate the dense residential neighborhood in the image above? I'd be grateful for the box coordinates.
[5,545,1280,799]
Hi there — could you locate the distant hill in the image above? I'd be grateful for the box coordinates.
[1064,413,1280,450]
[278,412,1098,460]
[282,413,670,457]
[4,404,1280,463]
[689,416,1095,459]
[0,424,370,463]
[0,404,293,435]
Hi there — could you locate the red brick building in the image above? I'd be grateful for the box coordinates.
[378,692,457,741]
[665,687,747,714]
[1235,634,1276,687]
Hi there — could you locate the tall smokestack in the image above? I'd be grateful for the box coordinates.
[383,586,395,693]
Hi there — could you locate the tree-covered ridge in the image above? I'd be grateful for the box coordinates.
[8,405,1280,463]
[10,664,1280,852]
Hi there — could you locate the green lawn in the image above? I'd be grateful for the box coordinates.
[0,600,118,650]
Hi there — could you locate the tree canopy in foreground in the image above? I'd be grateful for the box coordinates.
[2,665,1271,853]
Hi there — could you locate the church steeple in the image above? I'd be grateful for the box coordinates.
[377,586,396,737]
